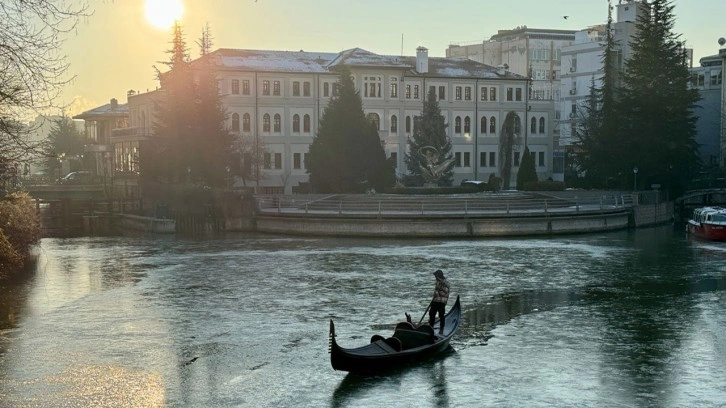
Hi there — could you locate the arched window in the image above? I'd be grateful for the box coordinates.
[539,117,545,134]
[232,113,240,132]
[274,114,281,132]
[406,116,412,133]
[454,116,462,134]
[480,116,487,134]
[303,114,311,133]
[530,117,537,134]
[489,116,496,134]
[464,116,471,135]
[263,114,271,132]
[390,115,398,133]
[243,113,251,132]
[367,113,380,130]
[292,114,300,132]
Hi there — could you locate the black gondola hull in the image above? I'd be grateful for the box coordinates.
[329,296,461,374]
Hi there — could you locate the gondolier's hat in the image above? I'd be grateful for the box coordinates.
[433,269,445,280]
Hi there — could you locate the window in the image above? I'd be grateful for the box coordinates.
[264,153,271,169]
[514,116,521,134]
[323,82,330,97]
[367,113,380,130]
[455,116,462,134]
[464,117,471,135]
[405,84,411,99]
[413,85,419,99]
[507,87,513,101]
[465,87,471,101]
[538,152,545,167]
[480,152,487,167]
[304,153,309,169]
[364,76,382,98]
[480,87,488,101]
[490,87,496,101]
[293,153,301,169]
[243,113,251,132]
[390,77,398,98]
[293,114,300,132]
[333,83,340,96]
[263,113,271,132]
[263,80,270,96]
[454,152,462,167]
[406,116,411,133]
[273,81,281,96]
[232,113,240,131]
[438,86,445,100]
[489,152,496,167]
[429,85,436,99]
[242,80,250,95]
[463,152,470,167]
[293,81,300,96]
[539,117,545,134]
[516,88,522,101]
[489,116,496,134]
[303,82,311,96]
[390,115,398,133]
[531,117,537,134]
[391,152,397,168]
[455,86,462,100]
[274,114,281,132]
[514,151,521,166]
[232,79,240,95]
[481,117,487,134]
[304,114,311,133]
[275,153,282,169]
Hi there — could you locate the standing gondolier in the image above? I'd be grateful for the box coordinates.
[429,269,450,334]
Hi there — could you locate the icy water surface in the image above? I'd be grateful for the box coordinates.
[1,226,726,407]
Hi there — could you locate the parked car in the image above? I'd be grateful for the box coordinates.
[60,171,94,184]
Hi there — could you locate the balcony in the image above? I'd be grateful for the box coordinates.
[111,126,152,143]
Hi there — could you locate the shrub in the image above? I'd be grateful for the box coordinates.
[0,192,41,278]
[521,180,566,191]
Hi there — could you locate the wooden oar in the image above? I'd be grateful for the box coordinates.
[418,297,435,325]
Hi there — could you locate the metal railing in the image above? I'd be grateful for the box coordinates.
[256,193,634,217]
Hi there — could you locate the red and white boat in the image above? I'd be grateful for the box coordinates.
[687,207,726,240]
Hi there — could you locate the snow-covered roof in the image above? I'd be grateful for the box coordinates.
[199,47,525,80]
[73,101,128,119]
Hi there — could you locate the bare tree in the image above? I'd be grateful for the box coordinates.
[0,0,91,161]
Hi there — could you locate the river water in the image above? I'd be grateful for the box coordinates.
[1,226,725,407]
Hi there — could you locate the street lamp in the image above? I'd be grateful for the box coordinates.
[633,166,639,191]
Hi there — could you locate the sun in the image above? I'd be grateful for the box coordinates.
[144,0,184,30]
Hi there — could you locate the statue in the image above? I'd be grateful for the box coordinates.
[418,146,454,186]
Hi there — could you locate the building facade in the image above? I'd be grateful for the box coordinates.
[116,46,554,194]
[689,54,723,168]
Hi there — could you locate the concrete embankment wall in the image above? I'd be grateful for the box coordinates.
[255,210,631,238]
[631,202,673,227]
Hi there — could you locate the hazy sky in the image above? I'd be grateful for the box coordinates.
[61,0,725,116]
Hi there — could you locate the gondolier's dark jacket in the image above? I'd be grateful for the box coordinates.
[433,278,450,304]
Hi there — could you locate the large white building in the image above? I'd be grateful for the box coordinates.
[119,46,554,194]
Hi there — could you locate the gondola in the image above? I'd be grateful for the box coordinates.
[329,295,461,374]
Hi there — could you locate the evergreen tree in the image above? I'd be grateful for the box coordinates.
[44,117,85,175]
[516,146,537,189]
[499,111,521,190]
[616,0,700,194]
[307,66,392,193]
[403,87,453,186]
[144,22,232,187]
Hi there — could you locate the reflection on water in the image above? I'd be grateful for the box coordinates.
[1,227,725,406]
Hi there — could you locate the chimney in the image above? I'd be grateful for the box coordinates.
[416,46,429,74]
[110,98,118,110]
[496,64,506,76]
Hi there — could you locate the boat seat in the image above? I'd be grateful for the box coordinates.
[370,334,385,343]
[395,321,415,331]
[383,337,402,352]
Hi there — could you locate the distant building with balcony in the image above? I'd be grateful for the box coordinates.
[73,98,128,181]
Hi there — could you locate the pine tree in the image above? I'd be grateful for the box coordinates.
[499,111,521,190]
[44,117,85,175]
[516,146,537,189]
[616,0,700,194]
[403,87,453,186]
[307,66,392,193]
